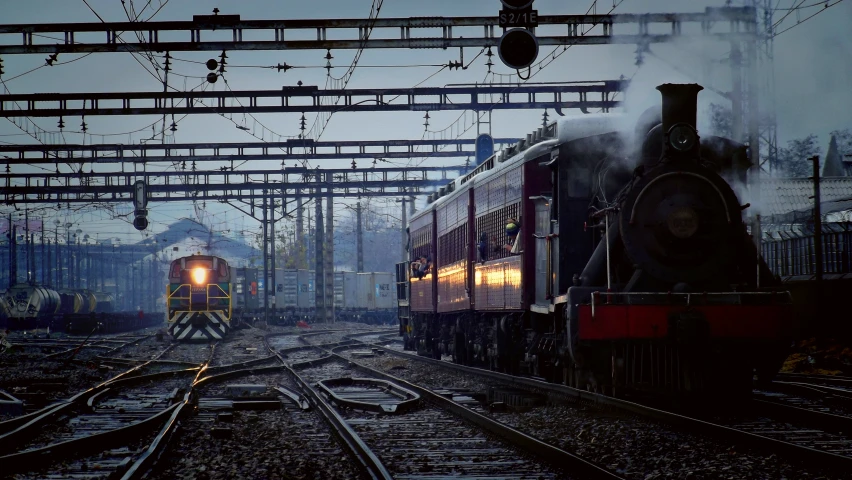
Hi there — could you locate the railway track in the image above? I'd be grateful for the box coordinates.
[359,334,852,477]
[289,334,621,479]
[0,341,213,479]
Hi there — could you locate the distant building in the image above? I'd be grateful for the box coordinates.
[822,133,852,177]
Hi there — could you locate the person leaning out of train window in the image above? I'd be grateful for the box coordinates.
[419,255,433,277]
[411,256,429,279]
[504,217,521,254]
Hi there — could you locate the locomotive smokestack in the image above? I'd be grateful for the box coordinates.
[656,83,703,134]
[656,83,703,158]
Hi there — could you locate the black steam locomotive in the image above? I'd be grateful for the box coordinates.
[399,83,793,397]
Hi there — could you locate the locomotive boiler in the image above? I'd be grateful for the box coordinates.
[399,83,793,397]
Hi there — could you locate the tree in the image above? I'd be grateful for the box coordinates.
[776,134,821,177]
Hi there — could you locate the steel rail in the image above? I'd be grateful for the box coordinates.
[121,342,219,480]
[0,341,174,435]
[367,339,852,472]
[263,332,393,480]
[775,372,852,388]
[0,366,199,455]
[323,342,625,480]
[316,377,421,414]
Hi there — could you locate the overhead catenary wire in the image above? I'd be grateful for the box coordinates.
[407,0,626,171]
[772,0,845,37]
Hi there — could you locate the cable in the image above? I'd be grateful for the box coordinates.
[409,0,626,169]
[305,0,385,141]
[772,0,808,29]
[773,0,845,36]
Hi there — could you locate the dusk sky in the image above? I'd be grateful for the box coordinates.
[1,0,850,247]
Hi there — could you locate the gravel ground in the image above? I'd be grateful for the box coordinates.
[159,341,217,364]
[12,433,157,480]
[150,371,361,480]
[209,326,273,367]
[347,351,845,480]
[0,332,168,416]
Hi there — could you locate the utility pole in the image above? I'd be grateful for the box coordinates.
[314,193,326,323]
[99,242,104,292]
[54,226,60,288]
[9,223,16,288]
[270,195,276,323]
[296,195,305,269]
[325,175,334,323]
[262,192,269,325]
[307,202,313,271]
[45,239,51,287]
[811,155,823,283]
[401,197,408,263]
[356,202,364,273]
[24,211,30,283]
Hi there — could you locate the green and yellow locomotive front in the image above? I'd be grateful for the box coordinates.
[167,254,233,341]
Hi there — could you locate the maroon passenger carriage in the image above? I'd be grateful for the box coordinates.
[401,83,794,397]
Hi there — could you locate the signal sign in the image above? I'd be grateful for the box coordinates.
[498,28,539,69]
[499,8,538,28]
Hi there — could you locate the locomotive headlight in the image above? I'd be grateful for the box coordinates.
[667,123,698,152]
[191,268,208,285]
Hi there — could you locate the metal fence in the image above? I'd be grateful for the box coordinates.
[762,222,852,277]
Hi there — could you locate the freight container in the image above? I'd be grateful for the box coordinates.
[373,272,396,310]
[356,273,375,311]
[230,267,259,310]
[296,269,315,309]
[274,269,298,309]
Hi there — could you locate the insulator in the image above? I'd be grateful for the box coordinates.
[57,117,65,129]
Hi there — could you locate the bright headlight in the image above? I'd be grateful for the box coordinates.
[668,123,698,152]
[191,268,208,285]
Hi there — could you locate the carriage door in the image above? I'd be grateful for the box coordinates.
[531,196,551,306]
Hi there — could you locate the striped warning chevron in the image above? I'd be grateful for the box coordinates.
[169,311,230,341]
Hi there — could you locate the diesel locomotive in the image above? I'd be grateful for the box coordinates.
[167,254,233,340]
[399,83,794,396]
